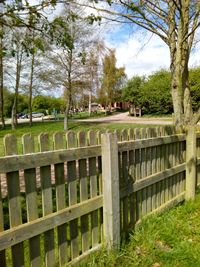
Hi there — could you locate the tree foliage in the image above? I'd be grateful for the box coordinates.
[123,67,200,115]
[100,49,126,106]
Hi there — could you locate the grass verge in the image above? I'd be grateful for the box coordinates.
[84,189,200,267]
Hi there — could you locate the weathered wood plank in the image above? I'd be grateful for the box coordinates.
[23,134,41,267]
[137,192,185,222]
[146,128,152,214]
[97,131,103,243]
[0,174,6,267]
[120,163,186,198]
[135,129,141,220]
[118,134,186,152]
[67,131,79,260]
[163,128,169,202]
[101,133,120,249]
[78,131,90,253]
[151,129,157,211]
[128,128,135,227]
[160,127,165,205]
[53,132,68,265]
[186,127,196,200]
[141,128,147,216]
[156,128,161,208]
[69,244,102,266]
[121,129,129,232]
[4,134,24,267]
[39,133,55,267]
[88,131,99,247]
[0,196,103,251]
[0,145,101,173]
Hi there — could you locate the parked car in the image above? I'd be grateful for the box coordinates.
[17,112,28,118]
[20,114,28,119]
[28,112,44,118]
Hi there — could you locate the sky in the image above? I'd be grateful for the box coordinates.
[104,24,200,79]
[50,1,200,80]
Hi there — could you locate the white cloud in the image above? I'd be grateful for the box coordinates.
[105,31,200,78]
[105,32,170,78]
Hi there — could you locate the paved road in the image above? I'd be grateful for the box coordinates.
[76,112,173,125]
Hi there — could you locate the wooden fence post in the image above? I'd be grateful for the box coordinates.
[186,126,196,200]
[101,133,120,249]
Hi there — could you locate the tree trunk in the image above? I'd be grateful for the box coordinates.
[88,90,92,115]
[64,106,69,131]
[169,0,193,126]
[0,25,5,129]
[11,50,22,130]
[29,53,35,127]
[64,47,73,131]
[64,96,72,131]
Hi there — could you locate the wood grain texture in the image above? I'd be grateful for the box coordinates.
[66,131,79,260]
[0,146,101,173]
[53,132,68,265]
[23,134,41,267]
[4,134,24,267]
[101,133,120,249]
[0,196,103,251]
[88,131,99,247]
[78,131,90,253]
[39,133,55,267]
[186,127,196,200]
[0,171,6,267]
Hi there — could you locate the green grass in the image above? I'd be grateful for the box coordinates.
[0,120,156,156]
[84,189,200,267]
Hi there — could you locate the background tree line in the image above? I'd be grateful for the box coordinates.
[122,67,200,115]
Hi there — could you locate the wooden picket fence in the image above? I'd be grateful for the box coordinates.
[0,126,199,266]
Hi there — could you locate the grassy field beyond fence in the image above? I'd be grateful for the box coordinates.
[0,120,154,156]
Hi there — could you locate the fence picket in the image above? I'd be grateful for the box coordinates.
[151,129,157,211]
[128,128,135,227]
[4,134,24,267]
[53,132,68,265]
[163,127,169,202]
[88,130,99,247]
[0,174,6,267]
[141,128,147,216]
[67,131,79,260]
[78,131,90,253]
[97,131,103,242]
[121,129,129,232]
[22,134,41,267]
[39,133,55,267]
[135,129,141,220]
[160,127,165,205]
[146,129,152,213]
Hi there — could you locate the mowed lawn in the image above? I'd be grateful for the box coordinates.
[84,189,200,267]
[0,119,155,156]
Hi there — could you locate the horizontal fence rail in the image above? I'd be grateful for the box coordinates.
[0,145,102,173]
[0,127,199,266]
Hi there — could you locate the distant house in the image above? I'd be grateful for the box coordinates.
[114,102,129,110]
